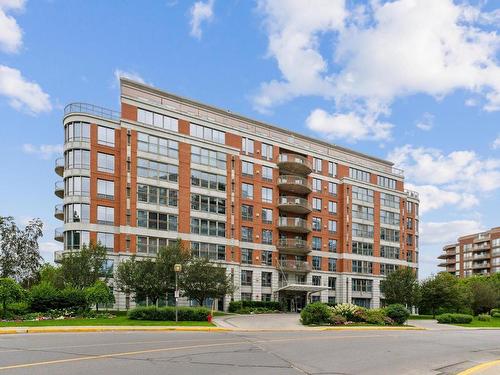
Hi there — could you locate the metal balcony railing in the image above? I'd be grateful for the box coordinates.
[64,103,121,121]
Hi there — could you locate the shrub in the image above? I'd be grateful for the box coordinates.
[477,314,491,321]
[28,282,60,312]
[128,306,210,321]
[490,308,500,315]
[365,309,387,325]
[59,287,88,313]
[330,303,359,321]
[385,304,410,325]
[383,316,395,326]
[228,300,281,313]
[436,313,473,324]
[7,302,28,317]
[300,302,331,325]
[329,314,347,325]
[492,312,500,318]
[352,308,368,323]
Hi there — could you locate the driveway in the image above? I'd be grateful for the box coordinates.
[214,313,303,330]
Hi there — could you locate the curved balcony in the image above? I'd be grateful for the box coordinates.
[54,228,64,242]
[54,204,64,220]
[277,175,312,194]
[277,154,312,175]
[54,181,64,198]
[278,260,311,273]
[55,157,64,177]
[276,238,311,255]
[277,196,312,214]
[64,102,121,121]
[276,217,311,234]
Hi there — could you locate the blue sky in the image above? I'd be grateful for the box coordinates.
[0,0,499,278]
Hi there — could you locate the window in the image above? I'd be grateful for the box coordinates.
[352,260,372,274]
[328,182,337,196]
[380,228,400,242]
[312,178,322,192]
[241,226,253,242]
[65,176,90,197]
[328,239,337,252]
[191,242,226,260]
[190,123,225,144]
[377,176,396,189]
[352,279,373,292]
[261,272,272,287]
[262,229,273,245]
[349,168,370,182]
[380,193,400,208]
[97,153,115,173]
[312,197,322,211]
[312,217,322,231]
[261,143,273,160]
[380,263,398,275]
[380,210,400,226]
[64,230,90,250]
[65,149,90,169]
[96,126,115,147]
[241,249,253,264]
[262,166,273,181]
[381,246,400,259]
[191,146,226,169]
[328,258,337,272]
[312,275,321,286]
[97,179,114,199]
[328,277,336,290]
[262,250,272,266]
[241,204,253,221]
[191,194,226,214]
[328,201,337,214]
[241,270,253,286]
[191,170,226,192]
[97,206,114,225]
[137,236,170,255]
[262,208,273,224]
[242,183,254,199]
[352,223,373,238]
[328,162,337,177]
[352,298,371,308]
[328,296,336,305]
[137,108,178,132]
[312,256,321,270]
[242,138,254,154]
[407,218,413,230]
[242,161,253,176]
[138,210,178,231]
[138,184,178,207]
[352,186,374,203]
[352,242,373,256]
[64,203,90,223]
[407,234,413,246]
[190,218,225,237]
[241,292,252,301]
[137,133,178,158]
[97,232,114,252]
[137,158,178,182]
[328,220,337,233]
[312,237,322,251]
[313,158,322,173]
[262,187,273,203]
[352,204,374,221]
[65,121,90,142]
[406,201,413,214]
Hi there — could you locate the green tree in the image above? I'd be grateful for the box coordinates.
[179,257,235,307]
[115,256,138,309]
[464,277,499,315]
[0,216,43,287]
[38,263,63,288]
[419,273,465,317]
[0,278,24,317]
[59,243,107,288]
[380,268,420,307]
[85,281,115,312]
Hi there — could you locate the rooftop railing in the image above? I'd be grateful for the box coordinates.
[64,103,121,121]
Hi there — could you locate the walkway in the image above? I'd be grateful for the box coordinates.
[214,313,303,330]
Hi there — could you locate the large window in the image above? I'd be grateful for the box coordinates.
[190,218,225,237]
[380,228,400,243]
[241,161,253,176]
[97,153,115,173]
[352,223,374,238]
[65,149,90,169]
[65,121,90,142]
[380,263,398,275]
[190,123,225,144]
[137,210,178,231]
[191,169,226,192]
[380,193,400,208]
[242,138,254,155]
[312,237,321,251]
[262,208,273,224]
[242,183,253,199]
[262,166,273,181]
[352,186,374,203]
[191,242,226,260]
[312,198,322,212]
[328,220,337,233]
[352,241,373,256]
[328,258,337,272]
[97,126,115,146]
[381,210,400,226]
[261,143,273,160]
[241,226,253,242]
[137,184,178,207]
[241,249,253,264]
[261,272,272,287]
[64,230,89,250]
[328,162,337,177]
[261,187,273,203]
[137,108,178,132]
[328,277,336,290]
[97,206,114,225]
[352,279,373,292]
[261,250,272,266]
[137,133,178,158]
[97,179,114,199]
[349,167,370,182]
[352,298,371,308]
[328,181,337,196]
[313,158,322,173]
[137,158,178,182]
[241,204,253,221]
[191,194,226,214]
[64,203,90,223]
[137,237,173,254]
[97,232,114,252]
[312,217,322,231]
[328,201,337,214]
[328,239,337,252]
[352,204,374,221]
[312,256,321,270]
[191,146,226,169]
[65,176,90,197]
[352,260,373,274]
[381,245,399,259]
[377,176,396,190]
[262,229,273,244]
[241,270,253,286]
[312,178,322,192]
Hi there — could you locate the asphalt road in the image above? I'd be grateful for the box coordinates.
[0,329,498,375]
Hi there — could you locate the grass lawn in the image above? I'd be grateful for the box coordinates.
[455,317,500,328]
[0,315,214,327]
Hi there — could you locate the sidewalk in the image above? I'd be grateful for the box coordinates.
[0,326,230,334]
[457,360,500,375]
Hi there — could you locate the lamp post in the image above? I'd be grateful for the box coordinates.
[174,263,182,322]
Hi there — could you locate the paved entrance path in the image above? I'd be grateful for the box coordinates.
[214,313,303,330]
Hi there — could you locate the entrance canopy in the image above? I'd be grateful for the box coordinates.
[277,284,329,293]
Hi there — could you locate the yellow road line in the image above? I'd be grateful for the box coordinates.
[457,360,500,375]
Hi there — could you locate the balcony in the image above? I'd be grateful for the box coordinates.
[472,262,490,269]
[54,250,64,263]
[277,175,312,194]
[472,253,490,261]
[54,228,64,242]
[276,217,311,234]
[277,196,312,214]
[276,238,312,255]
[278,260,311,273]
[64,102,120,121]
[54,181,64,198]
[277,154,312,175]
[54,204,64,220]
[55,157,64,177]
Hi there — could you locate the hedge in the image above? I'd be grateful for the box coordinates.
[128,306,210,321]
[228,300,281,312]
[29,283,88,313]
[436,313,473,324]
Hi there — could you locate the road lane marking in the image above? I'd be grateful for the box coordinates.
[457,359,500,375]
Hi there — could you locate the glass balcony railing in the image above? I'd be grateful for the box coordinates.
[277,260,311,272]
[54,204,64,220]
[55,157,64,176]
[54,181,64,198]
[277,153,312,175]
[64,103,121,121]
[54,228,64,242]
[276,217,311,233]
[277,175,312,194]
[277,196,312,214]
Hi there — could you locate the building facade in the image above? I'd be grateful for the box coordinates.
[438,227,500,277]
[54,79,419,311]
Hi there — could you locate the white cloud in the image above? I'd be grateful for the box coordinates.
[22,143,62,160]
[114,69,146,86]
[415,112,434,131]
[0,0,24,53]
[189,0,214,40]
[0,65,51,114]
[419,220,485,246]
[492,136,500,150]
